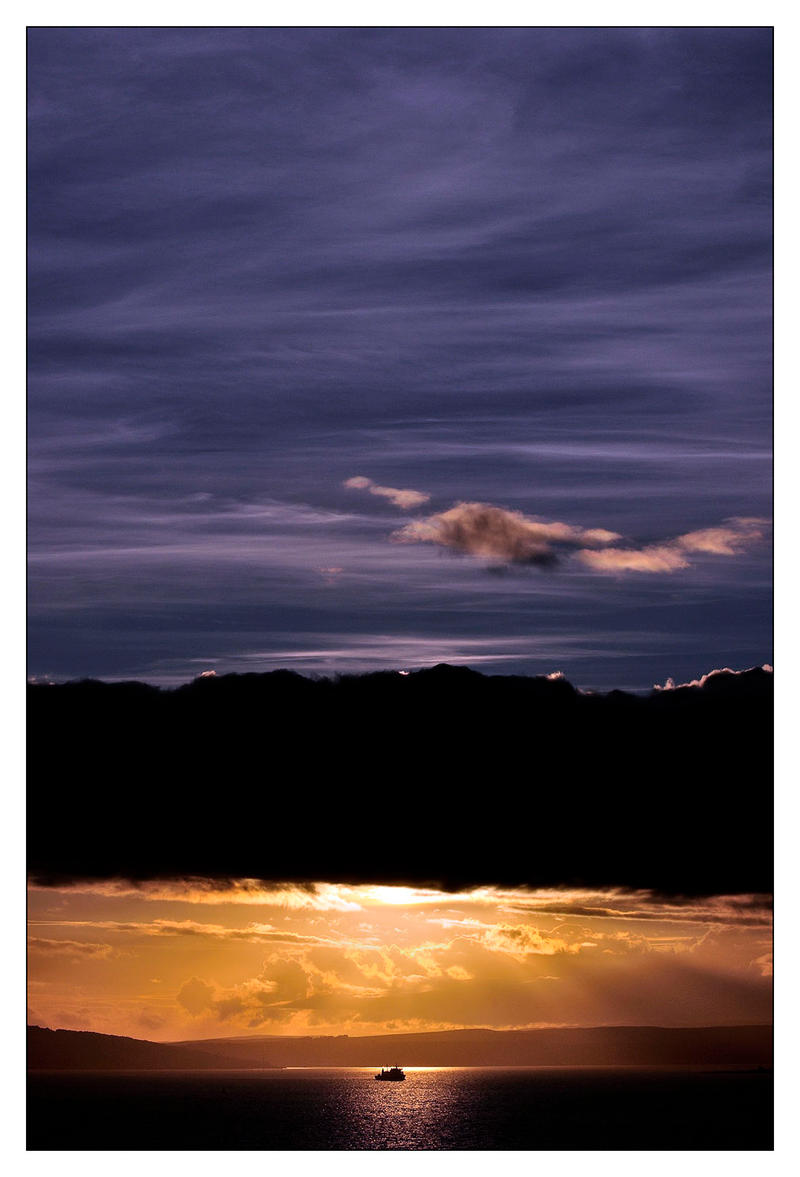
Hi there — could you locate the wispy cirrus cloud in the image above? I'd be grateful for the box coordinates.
[26,878,365,910]
[28,937,117,959]
[27,30,771,689]
[29,880,774,927]
[499,889,773,928]
[29,919,341,947]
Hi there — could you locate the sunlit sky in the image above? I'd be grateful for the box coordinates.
[28,882,772,1041]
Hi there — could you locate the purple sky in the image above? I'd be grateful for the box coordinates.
[27,28,772,690]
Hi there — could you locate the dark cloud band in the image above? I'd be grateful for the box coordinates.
[27,664,772,897]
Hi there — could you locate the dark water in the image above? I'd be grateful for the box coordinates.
[27,1066,773,1151]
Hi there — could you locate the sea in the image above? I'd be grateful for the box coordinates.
[27,1065,773,1151]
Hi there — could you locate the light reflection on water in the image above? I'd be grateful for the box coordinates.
[286,1068,478,1150]
[27,1066,773,1150]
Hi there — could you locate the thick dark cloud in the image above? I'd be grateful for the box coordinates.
[27,665,773,896]
[27,28,772,690]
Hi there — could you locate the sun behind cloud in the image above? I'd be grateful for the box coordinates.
[27,881,772,1042]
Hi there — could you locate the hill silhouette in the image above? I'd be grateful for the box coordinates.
[26,1025,276,1070]
[29,1023,771,1070]
[27,664,772,895]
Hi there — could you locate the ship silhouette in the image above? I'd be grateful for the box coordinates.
[375,1065,405,1081]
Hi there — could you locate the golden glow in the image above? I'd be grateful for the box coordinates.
[27,881,772,1042]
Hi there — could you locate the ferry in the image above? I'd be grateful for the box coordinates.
[375,1065,406,1081]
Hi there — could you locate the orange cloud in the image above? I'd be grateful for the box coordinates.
[393,502,619,565]
[377,490,767,575]
[28,937,116,959]
[675,518,767,555]
[577,516,769,574]
[344,475,430,510]
[577,543,689,573]
[27,883,772,1040]
[26,879,366,910]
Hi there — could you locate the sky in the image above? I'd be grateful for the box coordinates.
[27,881,772,1041]
[27,27,772,691]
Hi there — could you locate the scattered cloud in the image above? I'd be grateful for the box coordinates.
[578,544,690,573]
[344,476,430,510]
[177,976,217,1016]
[28,881,772,1039]
[167,909,772,1033]
[27,30,772,695]
[578,517,769,575]
[392,502,619,566]
[177,967,308,1025]
[751,952,773,978]
[391,501,768,574]
[676,518,768,555]
[479,923,572,956]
